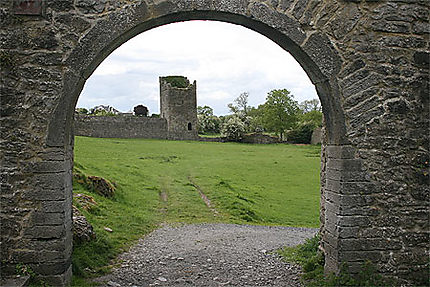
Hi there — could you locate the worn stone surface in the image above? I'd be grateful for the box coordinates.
[241,133,280,144]
[95,223,317,287]
[160,76,199,140]
[75,115,168,139]
[0,0,428,286]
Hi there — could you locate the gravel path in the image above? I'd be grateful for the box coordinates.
[95,223,317,287]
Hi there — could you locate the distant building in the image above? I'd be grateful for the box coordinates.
[160,76,198,140]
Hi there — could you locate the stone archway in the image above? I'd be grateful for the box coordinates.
[1,1,428,286]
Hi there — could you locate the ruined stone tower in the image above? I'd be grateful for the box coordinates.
[160,76,198,140]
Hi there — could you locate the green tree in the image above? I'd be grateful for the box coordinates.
[286,103,323,144]
[247,106,265,132]
[260,89,300,140]
[300,110,323,129]
[197,105,214,117]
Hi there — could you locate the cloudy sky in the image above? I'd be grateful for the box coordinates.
[77,20,318,115]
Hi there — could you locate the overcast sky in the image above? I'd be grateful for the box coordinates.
[77,20,318,115]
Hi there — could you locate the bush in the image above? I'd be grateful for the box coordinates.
[198,114,221,134]
[221,116,246,141]
[278,234,397,287]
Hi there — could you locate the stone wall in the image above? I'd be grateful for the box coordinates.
[74,115,168,139]
[311,127,322,145]
[1,1,428,286]
[241,133,280,144]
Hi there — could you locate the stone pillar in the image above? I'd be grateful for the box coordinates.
[321,145,377,274]
[1,147,73,286]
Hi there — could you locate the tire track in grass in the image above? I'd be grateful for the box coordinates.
[187,176,219,217]
[159,177,169,215]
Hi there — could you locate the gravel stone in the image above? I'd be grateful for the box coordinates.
[95,223,317,286]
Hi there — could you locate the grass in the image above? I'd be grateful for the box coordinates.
[198,133,221,138]
[278,235,399,287]
[72,136,321,284]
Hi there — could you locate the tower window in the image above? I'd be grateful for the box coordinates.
[187,123,192,131]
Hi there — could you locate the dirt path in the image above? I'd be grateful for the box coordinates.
[95,223,317,287]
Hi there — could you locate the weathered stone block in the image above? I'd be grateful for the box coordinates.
[301,32,341,78]
[337,215,371,227]
[31,212,65,226]
[212,0,248,14]
[30,259,71,276]
[326,145,357,159]
[11,250,65,264]
[30,173,66,191]
[22,189,66,201]
[248,2,306,45]
[24,161,68,174]
[326,168,368,182]
[24,226,65,239]
[339,238,402,251]
[339,250,383,262]
[326,158,363,172]
[372,20,410,33]
[41,201,66,213]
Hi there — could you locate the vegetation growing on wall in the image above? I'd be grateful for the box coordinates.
[163,75,190,88]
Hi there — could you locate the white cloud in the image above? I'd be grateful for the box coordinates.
[78,20,318,115]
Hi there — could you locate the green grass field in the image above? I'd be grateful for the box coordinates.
[72,136,321,284]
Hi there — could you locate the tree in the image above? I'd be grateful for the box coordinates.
[300,99,321,113]
[247,106,265,132]
[260,89,300,140]
[134,105,149,117]
[228,92,250,115]
[227,92,254,132]
[300,110,323,129]
[197,105,214,117]
[221,115,246,141]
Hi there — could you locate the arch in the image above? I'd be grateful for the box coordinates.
[47,3,346,148]
[2,1,427,286]
[43,1,350,285]
[188,122,193,131]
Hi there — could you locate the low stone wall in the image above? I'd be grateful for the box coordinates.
[74,115,168,139]
[241,133,280,144]
[198,136,224,142]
